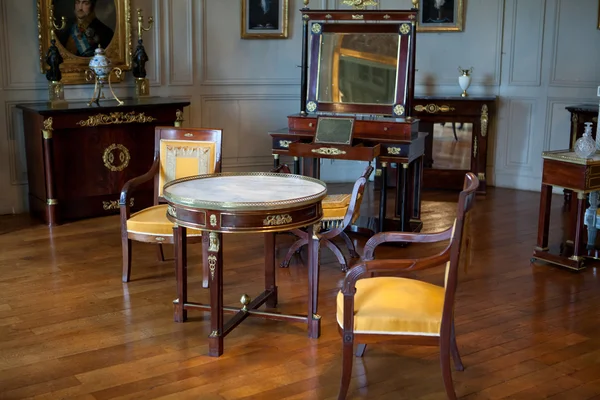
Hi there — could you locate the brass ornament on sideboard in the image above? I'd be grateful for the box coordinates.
[102,143,131,172]
[481,104,489,137]
[37,0,132,85]
[341,0,378,9]
[104,197,134,211]
[414,104,455,113]
[77,111,157,127]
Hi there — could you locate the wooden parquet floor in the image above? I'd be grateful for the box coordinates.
[1,186,600,399]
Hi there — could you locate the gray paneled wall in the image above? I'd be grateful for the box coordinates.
[0,0,598,214]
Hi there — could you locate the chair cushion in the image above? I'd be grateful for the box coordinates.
[323,194,351,209]
[336,277,445,336]
[126,204,202,236]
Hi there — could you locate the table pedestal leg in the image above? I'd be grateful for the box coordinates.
[264,232,278,308]
[173,225,187,323]
[207,231,224,357]
[306,224,321,338]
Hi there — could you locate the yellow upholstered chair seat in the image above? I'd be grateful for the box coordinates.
[126,204,202,237]
[321,193,362,229]
[336,276,445,336]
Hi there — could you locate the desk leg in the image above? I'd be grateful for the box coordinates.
[572,191,586,260]
[535,183,552,251]
[398,163,410,232]
[264,232,278,308]
[208,231,224,357]
[379,162,388,233]
[173,225,187,323]
[273,154,280,169]
[294,156,300,175]
[306,224,321,339]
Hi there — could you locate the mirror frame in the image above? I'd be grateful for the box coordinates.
[38,0,132,85]
[300,9,418,118]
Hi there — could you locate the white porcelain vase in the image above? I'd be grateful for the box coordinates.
[458,66,473,97]
[89,46,112,81]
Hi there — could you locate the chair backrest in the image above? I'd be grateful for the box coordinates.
[441,172,479,329]
[154,126,223,203]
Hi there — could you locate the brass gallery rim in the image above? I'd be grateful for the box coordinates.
[163,172,328,211]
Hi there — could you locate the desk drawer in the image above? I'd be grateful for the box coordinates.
[288,116,317,132]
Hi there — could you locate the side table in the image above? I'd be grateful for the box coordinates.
[164,172,327,357]
[532,150,600,270]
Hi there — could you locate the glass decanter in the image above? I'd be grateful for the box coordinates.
[575,122,596,158]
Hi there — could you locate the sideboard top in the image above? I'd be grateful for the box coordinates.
[16,97,190,114]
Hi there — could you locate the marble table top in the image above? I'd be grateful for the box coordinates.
[163,172,328,211]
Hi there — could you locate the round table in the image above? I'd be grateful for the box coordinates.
[164,172,327,357]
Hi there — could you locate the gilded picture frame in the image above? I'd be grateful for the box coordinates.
[241,0,289,39]
[38,0,132,84]
[417,0,464,32]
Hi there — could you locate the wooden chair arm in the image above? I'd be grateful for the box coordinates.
[341,251,450,295]
[119,155,159,219]
[362,225,454,261]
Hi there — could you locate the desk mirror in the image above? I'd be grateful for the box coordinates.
[304,16,416,118]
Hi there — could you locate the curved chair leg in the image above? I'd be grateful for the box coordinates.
[355,343,367,357]
[122,237,132,283]
[156,244,165,262]
[322,239,348,272]
[451,322,464,371]
[281,238,308,268]
[338,336,354,400]
[440,338,458,400]
[339,231,359,258]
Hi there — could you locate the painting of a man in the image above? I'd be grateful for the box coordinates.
[421,0,455,24]
[57,0,115,57]
[248,0,279,30]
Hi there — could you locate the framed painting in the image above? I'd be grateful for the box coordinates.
[241,0,289,39]
[417,0,464,32]
[38,0,132,84]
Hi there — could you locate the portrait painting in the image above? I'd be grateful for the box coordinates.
[417,0,464,32]
[54,0,116,57]
[241,0,289,39]
[38,0,132,84]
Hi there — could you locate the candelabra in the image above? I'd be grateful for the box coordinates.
[133,8,154,98]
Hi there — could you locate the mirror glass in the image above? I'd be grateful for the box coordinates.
[431,122,473,170]
[317,33,399,105]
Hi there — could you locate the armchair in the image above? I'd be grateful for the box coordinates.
[337,172,479,400]
[280,164,374,272]
[120,126,223,284]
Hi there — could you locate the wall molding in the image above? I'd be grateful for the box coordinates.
[199,93,298,169]
[549,0,599,88]
[4,101,32,186]
[167,0,194,86]
[199,0,298,86]
[507,0,545,87]
[503,97,536,171]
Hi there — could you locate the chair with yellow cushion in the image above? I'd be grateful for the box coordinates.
[337,172,479,400]
[120,126,222,284]
[280,165,373,272]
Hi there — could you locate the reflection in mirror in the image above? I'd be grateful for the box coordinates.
[317,33,399,105]
[432,122,472,170]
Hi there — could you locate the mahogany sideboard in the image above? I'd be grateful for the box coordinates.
[375,96,496,194]
[16,97,190,226]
